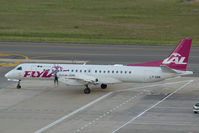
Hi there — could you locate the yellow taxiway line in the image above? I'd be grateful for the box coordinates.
[0,53,29,68]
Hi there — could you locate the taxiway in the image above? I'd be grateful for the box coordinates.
[0,42,198,133]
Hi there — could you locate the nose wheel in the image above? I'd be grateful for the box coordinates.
[17,80,21,89]
[84,85,91,94]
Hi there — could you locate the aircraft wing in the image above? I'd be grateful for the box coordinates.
[57,73,98,85]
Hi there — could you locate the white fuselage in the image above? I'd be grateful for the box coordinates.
[5,63,176,85]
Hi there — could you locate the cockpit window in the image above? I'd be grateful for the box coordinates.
[16,66,22,70]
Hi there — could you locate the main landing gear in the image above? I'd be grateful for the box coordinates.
[101,84,107,89]
[17,80,21,89]
[84,84,108,94]
[84,85,91,94]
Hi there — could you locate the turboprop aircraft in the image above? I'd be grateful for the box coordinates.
[5,39,193,94]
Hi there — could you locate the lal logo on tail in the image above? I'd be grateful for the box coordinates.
[162,53,186,65]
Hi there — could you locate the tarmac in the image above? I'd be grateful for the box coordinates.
[0,42,198,133]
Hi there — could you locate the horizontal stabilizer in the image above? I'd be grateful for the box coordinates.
[160,65,177,73]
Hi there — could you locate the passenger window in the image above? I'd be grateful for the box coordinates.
[125,71,127,74]
[107,70,110,73]
[116,71,118,73]
[88,70,91,73]
[120,71,123,74]
[95,70,97,73]
[80,70,82,72]
[76,70,78,72]
[112,70,114,73]
[129,71,132,74]
[16,66,22,70]
[71,70,74,72]
[104,71,106,73]
[99,70,101,73]
[84,70,86,73]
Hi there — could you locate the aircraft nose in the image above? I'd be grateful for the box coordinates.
[5,71,11,79]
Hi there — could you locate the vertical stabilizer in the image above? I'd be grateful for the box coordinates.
[162,38,192,71]
[127,38,192,71]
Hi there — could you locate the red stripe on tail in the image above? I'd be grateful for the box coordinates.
[127,39,192,71]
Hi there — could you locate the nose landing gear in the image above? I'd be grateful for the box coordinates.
[17,80,21,89]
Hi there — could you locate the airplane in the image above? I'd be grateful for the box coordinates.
[5,38,193,94]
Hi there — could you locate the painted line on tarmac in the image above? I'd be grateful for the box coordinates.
[34,92,113,133]
[73,93,142,133]
[1,43,199,52]
[0,53,9,56]
[34,80,192,133]
[119,80,192,92]
[131,121,198,126]
[0,53,29,68]
[2,50,199,58]
[72,80,191,132]
[112,80,193,133]
[0,59,87,64]
[0,44,174,51]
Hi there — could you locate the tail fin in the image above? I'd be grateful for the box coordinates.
[127,38,192,71]
[162,38,192,71]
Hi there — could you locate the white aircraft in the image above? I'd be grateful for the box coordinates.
[5,39,193,94]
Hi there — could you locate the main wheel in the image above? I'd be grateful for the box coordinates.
[17,84,21,89]
[101,84,107,89]
[84,88,91,94]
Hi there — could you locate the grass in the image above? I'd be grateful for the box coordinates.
[0,0,199,45]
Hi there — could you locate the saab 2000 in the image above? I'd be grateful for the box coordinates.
[5,39,193,94]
